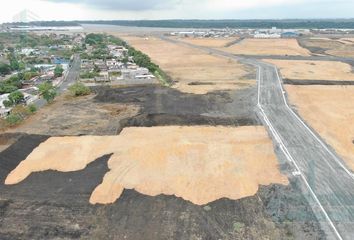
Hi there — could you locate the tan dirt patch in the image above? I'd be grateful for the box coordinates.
[120,35,255,94]
[265,59,354,81]
[221,39,310,56]
[5,126,288,205]
[286,85,354,170]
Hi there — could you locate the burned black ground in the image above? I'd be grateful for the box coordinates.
[0,84,327,239]
[0,134,324,240]
[94,85,260,133]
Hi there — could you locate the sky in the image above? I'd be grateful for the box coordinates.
[1,0,353,23]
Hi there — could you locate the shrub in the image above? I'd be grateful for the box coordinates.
[69,82,91,96]
[8,91,24,105]
[27,104,37,113]
[3,100,13,108]
[54,65,64,77]
[6,113,22,126]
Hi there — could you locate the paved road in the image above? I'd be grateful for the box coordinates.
[34,54,81,108]
[159,36,354,239]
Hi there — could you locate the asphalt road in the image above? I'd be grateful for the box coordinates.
[159,36,354,239]
[34,54,81,108]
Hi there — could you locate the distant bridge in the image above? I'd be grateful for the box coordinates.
[12,9,40,23]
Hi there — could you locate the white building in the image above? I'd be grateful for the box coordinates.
[121,67,150,79]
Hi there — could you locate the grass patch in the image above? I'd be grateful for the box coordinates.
[154,70,172,86]
[69,82,91,97]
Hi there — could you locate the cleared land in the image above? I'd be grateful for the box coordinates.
[265,59,354,81]
[6,126,288,205]
[120,36,255,94]
[177,37,238,48]
[4,94,139,136]
[300,38,354,58]
[286,85,354,171]
[221,38,310,56]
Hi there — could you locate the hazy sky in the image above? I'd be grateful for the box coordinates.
[1,0,354,23]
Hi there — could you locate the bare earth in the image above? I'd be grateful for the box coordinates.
[286,85,354,170]
[5,126,288,205]
[300,38,354,58]
[222,39,310,56]
[5,94,140,136]
[120,35,255,94]
[265,59,354,81]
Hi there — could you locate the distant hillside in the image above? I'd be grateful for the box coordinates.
[77,19,354,29]
[7,19,354,29]
[9,21,81,27]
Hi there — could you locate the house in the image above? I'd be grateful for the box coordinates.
[0,94,10,109]
[52,57,69,65]
[20,48,38,56]
[106,59,123,70]
[94,71,109,83]
[254,33,281,39]
[135,74,155,80]
[281,32,299,38]
[121,67,150,79]
[81,59,94,71]
[94,60,108,71]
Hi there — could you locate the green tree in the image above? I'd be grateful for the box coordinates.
[9,55,20,71]
[8,90,24,105]
[38,82,57,103]
[54,65,64,77]
[0,63,11,75]
[0,84,18,94]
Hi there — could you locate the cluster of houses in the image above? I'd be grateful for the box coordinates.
[169,27,306,39]
[0,33,82,118]
[80,45,155,86]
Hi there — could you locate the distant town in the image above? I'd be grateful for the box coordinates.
[0,30,162,124]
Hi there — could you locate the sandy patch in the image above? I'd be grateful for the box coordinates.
[177,37,238,48]
[222,39,310,56]
[120,35,255,94]
[5,126,288,205]
[265,59,354,81]
[286,85,354,170]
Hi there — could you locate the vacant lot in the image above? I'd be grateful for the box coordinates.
[5,93,140,136]
[6,126,288,205]
[222,38,310,56]
[120,36,255,94]
[300,38,354,58]
[178,37,238,48]
[265,59,354,81]
[286,85,354,170]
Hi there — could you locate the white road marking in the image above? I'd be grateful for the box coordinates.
[273,66,354,180]
[257,65,343,240]
[157,37,346,239]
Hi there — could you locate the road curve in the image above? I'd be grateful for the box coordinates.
[158,36,354,239]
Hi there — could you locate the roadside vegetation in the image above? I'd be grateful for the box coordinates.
[0,104,37,128]
[68,82,91,97]
[38,82,57,103]
[82,33,171,85]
